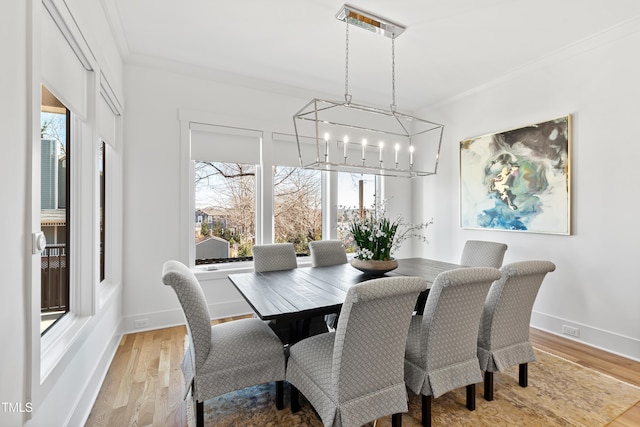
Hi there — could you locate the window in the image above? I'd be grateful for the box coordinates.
[183,122,384,267]
[338,172,376,254]
[40,85,70,334]
[194,161,256,263]
[273,166,322,254]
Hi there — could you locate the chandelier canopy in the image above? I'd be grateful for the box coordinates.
[293,4,444,178]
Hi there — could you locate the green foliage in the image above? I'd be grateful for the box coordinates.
[348,214,399,261]
[237,242,253,257]
[200,220,210,237]
[340,200,433,261]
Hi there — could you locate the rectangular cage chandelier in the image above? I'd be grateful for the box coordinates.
[293,4,444,178]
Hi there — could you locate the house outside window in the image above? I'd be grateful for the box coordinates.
[40,85,71,334]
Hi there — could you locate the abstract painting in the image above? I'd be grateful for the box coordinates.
[460,115,571,235]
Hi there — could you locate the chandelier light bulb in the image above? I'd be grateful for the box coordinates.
[324,133,330,160]
[343,136,349,159]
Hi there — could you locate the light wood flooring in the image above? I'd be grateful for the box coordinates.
[85,319,640,426]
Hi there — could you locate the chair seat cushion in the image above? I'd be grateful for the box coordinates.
[190,318,285,400]
[287,332,337,425]
[404,315,483,398]
[288,332,336,393]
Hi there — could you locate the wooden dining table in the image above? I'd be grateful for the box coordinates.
[228,257,463,330]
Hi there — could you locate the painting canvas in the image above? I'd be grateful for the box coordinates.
[460,115,571,235]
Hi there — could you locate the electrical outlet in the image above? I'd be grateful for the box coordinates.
[134,318,149,328]
[562,325,580,338]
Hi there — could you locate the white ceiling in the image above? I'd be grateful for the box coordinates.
[107,0,640,111]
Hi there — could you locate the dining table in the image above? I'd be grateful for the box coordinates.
[228,257,462,342]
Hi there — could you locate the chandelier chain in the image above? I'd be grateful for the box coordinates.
[391,34,396,112]
[344,20,351,104]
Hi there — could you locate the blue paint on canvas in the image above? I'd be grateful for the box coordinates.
[460,116,570,234]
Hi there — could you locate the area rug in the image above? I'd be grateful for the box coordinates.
[187,349,640,426]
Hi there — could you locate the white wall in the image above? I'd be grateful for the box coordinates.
[0,1,125,426]
[1,1,29,426]
[414,19,640,360]
[122,62,316,331]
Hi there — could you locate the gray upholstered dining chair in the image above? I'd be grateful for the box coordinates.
[252,243,298,342]
[477,260,556,401]
[460,240,508,268]
[309,240,348,267]
[252,242,327,341]
[252,243,298,272]
[161,260,286,427]
[287,276,427,427]
[404,267,502,427]
[308,240,348,330]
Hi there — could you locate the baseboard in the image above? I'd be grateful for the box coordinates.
[122,299,252,334]
[531,311,640,362]
[69,321,123,427]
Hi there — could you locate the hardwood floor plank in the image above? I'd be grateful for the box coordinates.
[112,333,144,408]
[151,386,169,427]
[122,381,146,426]
[607,403,640,426]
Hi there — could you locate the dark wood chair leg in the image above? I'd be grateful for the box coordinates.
[275,380,284,409]
[466,384,476,411]
[421,394,432,427]
[196,400,204,427]
[519,363,528,387]
[290,384,301,413]
[391,413,402,427]
[484,371,494,401]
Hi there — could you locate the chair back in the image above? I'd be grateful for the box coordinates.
[162,260,211,368]
[460,240,508,268]
[417,267,502,395]
[332,276,427,403]
[478,260,556,354]
[308,240,348,267]
[252,243,297,272]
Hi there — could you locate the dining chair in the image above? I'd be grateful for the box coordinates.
[252,243,298,272]
[252,243,327,341]
[308,239,348,267]
[477,260,556,401]
[252,243,298,342]
[460,240,508,268]
[161,260,286,427]
[308,239,348,330]
[404,267,502,427]
[287,276,427,427]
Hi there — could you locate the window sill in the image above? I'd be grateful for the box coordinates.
[193,256,312,280]
[40,312,89,382]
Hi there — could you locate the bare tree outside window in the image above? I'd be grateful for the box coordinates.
[273,166,322,254]
[195,162,256,261]
[194,161,374,263]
